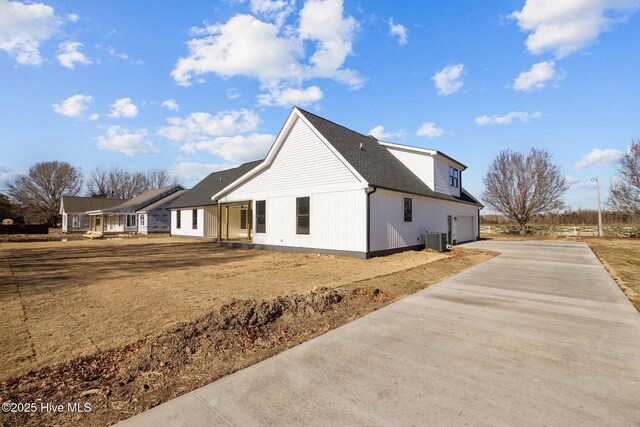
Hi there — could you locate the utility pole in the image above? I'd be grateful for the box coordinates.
[592,176,603,237]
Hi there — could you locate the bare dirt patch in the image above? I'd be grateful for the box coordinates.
[0,238,494,426]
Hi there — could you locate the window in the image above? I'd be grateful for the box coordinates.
[95,216,101,227]
[240,209,248,230]
[176,211,181,229]
[449,166,459,188]
[138,214,145,227]
[72,215,81,228]
[296,197,310,235]
[404,198,412,222]
[192,209,198,229]
[256,200,266,233]
[126,214,136,227]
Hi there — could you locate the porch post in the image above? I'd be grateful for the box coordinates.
[247,201,252,240]
[217,202,222,242]
[225,206,229,239]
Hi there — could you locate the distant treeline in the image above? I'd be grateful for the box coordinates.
[482,209,640,225]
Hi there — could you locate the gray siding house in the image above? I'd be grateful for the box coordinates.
[60,196,126,233]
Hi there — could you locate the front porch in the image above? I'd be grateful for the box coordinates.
[88,213,138,235]
[216,201,253,242]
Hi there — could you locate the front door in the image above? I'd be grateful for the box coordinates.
[447,215,452,245]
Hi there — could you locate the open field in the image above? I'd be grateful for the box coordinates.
[0,237,494,426]
[480,224,640,237]
[481,232,640,310]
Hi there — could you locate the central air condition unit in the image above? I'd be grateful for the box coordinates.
[425,232,448,252]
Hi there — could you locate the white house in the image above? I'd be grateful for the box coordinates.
[87,185,184,235]
[171,108,482,258]
[168,161,261,239]
[60,196,126,233]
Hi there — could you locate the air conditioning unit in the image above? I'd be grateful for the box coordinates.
[425,232,448,252]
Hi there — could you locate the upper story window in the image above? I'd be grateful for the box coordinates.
[449,166,459,188]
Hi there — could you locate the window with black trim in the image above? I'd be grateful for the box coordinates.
[176,211,181,229]
[449,166,459,188]
[192,209,197,229]
[240,209,248,230]
[126,214,136,227]
[256,200,266,233]
[296,197,310,234]
[404,198,412,222]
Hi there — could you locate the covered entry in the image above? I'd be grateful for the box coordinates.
[217,201,252,241]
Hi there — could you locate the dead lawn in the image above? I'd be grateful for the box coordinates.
[0,237,452,381]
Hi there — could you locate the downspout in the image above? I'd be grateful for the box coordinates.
[365,186,377,258]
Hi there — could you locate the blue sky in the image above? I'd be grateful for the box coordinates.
[1,0,639,210]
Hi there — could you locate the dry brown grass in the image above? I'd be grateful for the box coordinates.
[481,232,640,310]
[0,237,458,381]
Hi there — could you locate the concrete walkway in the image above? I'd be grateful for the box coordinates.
[118,241,640,426]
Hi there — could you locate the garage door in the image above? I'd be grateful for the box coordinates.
[456,216,475,243]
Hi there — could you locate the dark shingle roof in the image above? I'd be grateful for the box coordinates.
[61,196,126,213]
[169,161,263,209]
[297,108,482,207]
[93,185,185,213]
[136,190,187,213]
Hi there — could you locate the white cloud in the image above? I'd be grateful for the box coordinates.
[180,133,274,163]
[158,109,260,142]
[96,126,159,156]
[56,40,91,69]
[565,175,597,189]
[513,61,564,92]
[0,0,61,65]
[299,0,361,87]
[511,0,640,58]
[226,88,240,99]
[475,111,542,125]
[249,0,295,26]
[67,13,79,23]
[106,46,128,60]
[172,0,361,94]
[161,99,179,112]
[88,113,99,121]
[52,94,93,117]
[171,162,229,182]
[0,164,17,184]
[368,125,405,140]
[257,85,323,107]
[575,148,624,169]
[416,122,445,138]
[389,18,408,45]
[109,97,138,118]
[432,63,464,96]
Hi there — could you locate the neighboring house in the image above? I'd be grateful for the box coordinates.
[171,107,482,258]
[136,189,186,234]
[168,161,261,239]
[87,185,184,235]
[60,196,126,233]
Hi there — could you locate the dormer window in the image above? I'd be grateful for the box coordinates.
[449,167,459,188]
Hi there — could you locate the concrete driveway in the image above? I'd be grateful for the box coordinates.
[118,241,640,426]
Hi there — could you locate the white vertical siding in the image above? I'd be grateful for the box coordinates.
[203,207,218,237]
[370,189,479,251]
[251,189,367,253]
[224,117,360,200]
[434,158,461,198]
[171,208,205,237]
[384,147,435,190]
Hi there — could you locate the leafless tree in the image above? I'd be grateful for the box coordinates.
[86,167,177,199]
[608,139,640,215]
[7,161,83,225]
[482,148,568,234]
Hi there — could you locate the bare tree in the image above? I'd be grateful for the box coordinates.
[608,139,640,214]
[482,148,568,234]
[86,166,177,199]
[7,161,83,225]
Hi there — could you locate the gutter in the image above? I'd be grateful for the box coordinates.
[365,186,377,258]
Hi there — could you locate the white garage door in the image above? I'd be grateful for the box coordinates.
[456,216,475,243]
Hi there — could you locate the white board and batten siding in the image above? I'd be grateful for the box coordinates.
[171,207,218,238]
[384,146,435,190]
[220,116,368,253]
[369,188,478,252]
[434,158,461,198]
